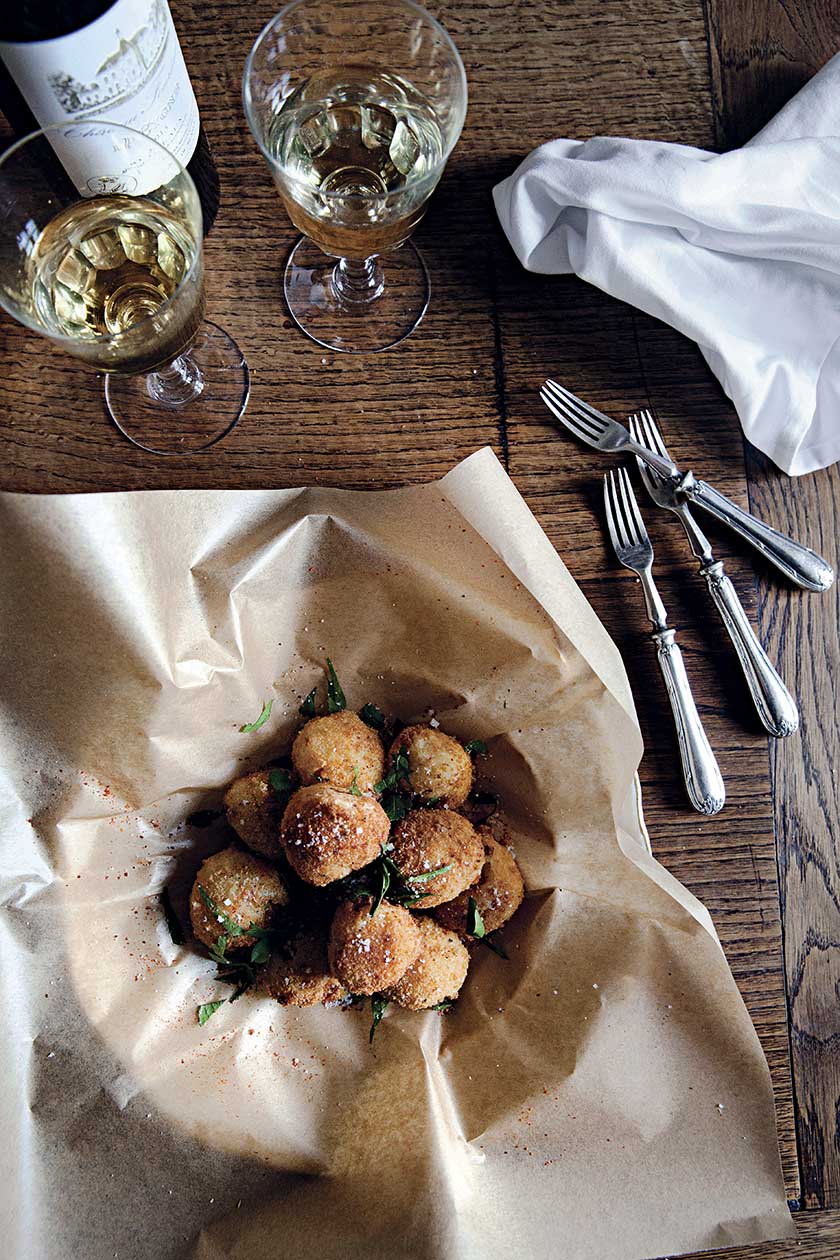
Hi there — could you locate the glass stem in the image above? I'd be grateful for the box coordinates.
[145,348,205,408]
[331,255,385,305]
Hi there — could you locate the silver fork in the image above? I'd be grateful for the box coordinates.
[604,467,725,815]
[629,410,799,739]
[541,379,834,593]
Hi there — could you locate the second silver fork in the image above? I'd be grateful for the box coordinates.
[604,467,725,815]
[629,410,799,739]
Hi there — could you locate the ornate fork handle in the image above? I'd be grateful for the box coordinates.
[682,476,834,593]
[653,628,726,815]
[701,561,799,737]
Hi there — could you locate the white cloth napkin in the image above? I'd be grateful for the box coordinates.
[493,52,840,475]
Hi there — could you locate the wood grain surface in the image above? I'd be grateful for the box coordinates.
[706,0,840,1215]
[1,0,838,1252]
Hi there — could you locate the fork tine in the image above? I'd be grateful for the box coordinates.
[628,415,660,494]
[544,380,610,435]
[637,409,669,460]
[604,470,629,550]
[539,388,604,442]
[539,387,604,438]
[615,466,648,546]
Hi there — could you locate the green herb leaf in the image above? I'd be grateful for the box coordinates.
[466,896,486,939]
[299,687,318,718]
[374,747,411,820]
[197,1001,224,1026]
[349,766,362,797]
[381,792,408,822]
[431,1000,454,1012]
[481,936,509,960]
[209,936,229,966]
[406,863,453,885]
[250,936,271,965]
[160,887,185,946]
[464,739,488,757]
[269,767,293,796]
[359,703,386,731]
[370,858,391,917]
[369,995,388,1043]
[422,796,441,809]
[326,658,346,713]
[240,699,273,733]
[198,885,271,949]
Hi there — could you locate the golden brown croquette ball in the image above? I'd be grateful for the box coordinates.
[189,845,288,952]
[389,725,473,808]
[292,711,385,794]
[223,768,283,859]
[259,931,348,1007]
[434,832,525,936]
[280,784,389,886]
[389,809,484,908]
[384,916,470,1010]
[328,898,422,995]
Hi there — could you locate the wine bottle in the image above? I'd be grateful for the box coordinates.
[0,0,220,233]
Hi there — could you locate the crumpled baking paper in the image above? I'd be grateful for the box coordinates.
[0,448,794,1260]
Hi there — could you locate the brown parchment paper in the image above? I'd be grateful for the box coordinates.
[0,448,793,1260]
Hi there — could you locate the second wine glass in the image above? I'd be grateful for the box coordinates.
[243,0,467,353]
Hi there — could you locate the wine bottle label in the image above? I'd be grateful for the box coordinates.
[0,0,200,196]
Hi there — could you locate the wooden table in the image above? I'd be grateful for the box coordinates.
[2,1,838,1255]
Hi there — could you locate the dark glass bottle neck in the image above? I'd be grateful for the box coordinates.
[1,1,118,43]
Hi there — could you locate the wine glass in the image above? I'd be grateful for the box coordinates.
[0,121,249,455]
[243,0,467,354]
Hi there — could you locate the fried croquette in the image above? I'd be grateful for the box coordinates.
[281,784,390,885]
[189,845,288,951]
[389,725,473,808]
[390,808,484,908]
[434,832,525,936]
[384,916,469,1010]
[259,931,348,1007]
[292,711,385,793]
[328,898,421,994]
[223,768,283,859]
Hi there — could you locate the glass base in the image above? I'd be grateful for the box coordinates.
[104,321,250,455]
[283,237,430,353]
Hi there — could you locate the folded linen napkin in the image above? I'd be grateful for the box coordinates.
[493,52,840,475]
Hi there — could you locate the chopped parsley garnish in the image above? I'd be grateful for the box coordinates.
[326,658,346,713]
[359,702,386,731]
[357,850,449,915]
[464,738,488,757]
[465,895,508,958]
[466,896,486,938]
[349,766,362,797]
[369,995,388,1043]
[374,746,412,821]
[299,687,318,718]
[431,1000,454,1012]
[195,885,283,1027]
[198,884,275,971]
[240,699,273,733]
[406,863,453,884]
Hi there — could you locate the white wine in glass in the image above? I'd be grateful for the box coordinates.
[244,0,467,354]
[0,121,249,453]
[28,194,205,376]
